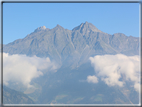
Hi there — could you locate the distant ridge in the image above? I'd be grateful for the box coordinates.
[3,85,35,104]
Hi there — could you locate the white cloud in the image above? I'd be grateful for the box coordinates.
[2,53,58,88]
[134,82,140,92]
[87,75,98,83]
[89,54,140,92]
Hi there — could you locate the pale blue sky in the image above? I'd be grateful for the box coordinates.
[3,3,140,44]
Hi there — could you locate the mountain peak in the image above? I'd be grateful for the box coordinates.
[56,24,62,27]
[72,21,102,34]
[85,21,89,24]
[34,26,46,32]
[53,24,64,30]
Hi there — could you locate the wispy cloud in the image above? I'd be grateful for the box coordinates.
[88,54,140,92]
[2,53,59,88]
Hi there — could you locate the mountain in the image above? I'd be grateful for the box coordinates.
[2,85,34,104]
[3,21,139,68]
[36,63,139,104]
[3,22,140,104]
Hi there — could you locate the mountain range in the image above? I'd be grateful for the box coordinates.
[3,21,139,68]
[3,21,140,104]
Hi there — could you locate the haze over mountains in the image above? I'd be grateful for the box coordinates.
[3,22,140,104]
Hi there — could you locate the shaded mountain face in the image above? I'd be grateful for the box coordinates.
[3,21,139,68]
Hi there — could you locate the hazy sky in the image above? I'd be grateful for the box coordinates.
[3,2,139,44]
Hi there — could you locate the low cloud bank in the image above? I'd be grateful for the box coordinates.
[88,54,140,92]
[2,53,58,88]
